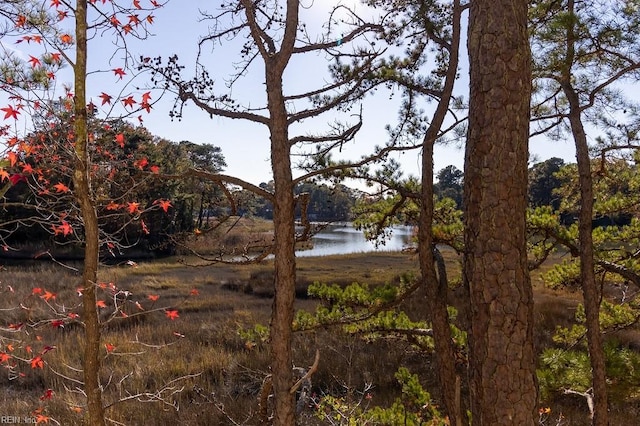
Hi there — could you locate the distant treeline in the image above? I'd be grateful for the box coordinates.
[5,141,619,260]
[235,181,361,222]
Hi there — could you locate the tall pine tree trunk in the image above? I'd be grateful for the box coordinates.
[464,0,537,424]
[267,71,297,424]
[260,1,300,423]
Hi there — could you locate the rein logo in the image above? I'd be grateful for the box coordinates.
[0,416,37,424]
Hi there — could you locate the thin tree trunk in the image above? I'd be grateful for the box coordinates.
[418,2,464,424]
[464,0,537,424]
[268,76,297,424]
[261,0,300,423]
[559,3,609,423]
[73,1,106,425]
[561,84,609,426]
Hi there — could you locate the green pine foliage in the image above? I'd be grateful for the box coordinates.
[313,367,448,426]
[366,368,447,426]
[538,341,640,402]
[539,298,640,403]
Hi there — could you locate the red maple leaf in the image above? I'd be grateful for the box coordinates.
[150,165,160,174]
[141,219,149,234]
[134,157,148,169]
[110,15,121,27]
[48,52,61,63]
[7,151,17,166]
[30,355,44,369]
[99,92,112,105]
[16,15,26,27]
[105,201,121,210]
[9,174,27,185]
[147,294,159,302]
[41,290,56,301]
[165,309,179,320]
[59,33,73,44]
[105,343,116,353]
[40,389,54,400]
[190,288,200,296]
[154,199,172,213]
[133,0,142,9]
[50,0,61,7]
[115,133,125,148]
[122,96,136,108]
[0,169,9,182]
[50,319,64,328]
[141,91,152,103]
[96,300,107,308]
[35,414,50,424]
[113,68,126,79]
[129,14,141,26]
[146,14,155,24]
[52,221,73,236]
[53,182,70,193]
[28,55,41,68]
[127,202,140,214]
[32,287,43,295]
[2,105,20,120]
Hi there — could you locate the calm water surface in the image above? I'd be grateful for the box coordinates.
[296,223,415,257]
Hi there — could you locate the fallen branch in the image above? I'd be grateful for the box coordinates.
[563,388,594,418]
[257,349,321,423]
[290,349,320,394]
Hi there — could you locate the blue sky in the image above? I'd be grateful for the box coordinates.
[133,1,579,187]
[4,0,578,189]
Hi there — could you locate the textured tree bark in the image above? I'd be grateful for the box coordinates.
[268,75,297,424]
[74,2,106,425]
[464,0,538,424]
[261,1,299,423]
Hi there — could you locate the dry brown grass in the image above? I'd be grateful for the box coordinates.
[180,216,274,257]
[0,251,638,425]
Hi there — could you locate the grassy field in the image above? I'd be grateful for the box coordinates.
[0,248,638,425]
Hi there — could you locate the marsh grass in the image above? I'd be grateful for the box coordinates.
[0,252,638,425]
[181,217,274,257]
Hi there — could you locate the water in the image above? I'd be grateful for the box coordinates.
[296,223,415,257]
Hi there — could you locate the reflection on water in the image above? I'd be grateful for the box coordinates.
[296,223,415,257]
